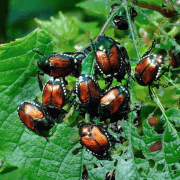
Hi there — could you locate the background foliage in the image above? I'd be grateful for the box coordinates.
[0,0,180,179]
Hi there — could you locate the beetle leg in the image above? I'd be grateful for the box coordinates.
[74,100,81,111]
[63,52,85,56]
[37,71,44,92]
[119,136,127,144]
[39,132,49,142]
[62,76,68,85]
[33,97,43,107]
[130,7,137,21]
[119,46,132,78]
[32,49,46,57]
[105,77,113,89]
[156,65,171,81]
[142,40,156,58]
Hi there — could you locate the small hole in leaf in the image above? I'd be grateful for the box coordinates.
[146,168,150,175]
[174,126,180,133]
[157,164,164,171]
[114,159,118,166]
[93,164,98,168]
[138,168,143,175]
[82,165,89,180]
[72,147,82,155]
[133,147,146,159]
[148,159,155,168]
[171,164,177,172]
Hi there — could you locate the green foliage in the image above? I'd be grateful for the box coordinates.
[1,0,180,179]
[35,12,100,52]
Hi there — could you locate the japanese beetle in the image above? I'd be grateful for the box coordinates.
[17,101,53,132]
[135,54,163,86]
[77,122,112,159]
[135,41,170,99]
[37,72,67,121]
[110,3,137,30]
[113,8,137,30]
[75,74,101,118]
[98,86,130,122]
[110,3,119,15]
[33,50,82,83]
[94,35,131,87]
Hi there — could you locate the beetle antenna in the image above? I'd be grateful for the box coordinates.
[32,49,47,57]
[90,39,95,50]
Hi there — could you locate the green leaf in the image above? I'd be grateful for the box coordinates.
[80,50,95,77]
[35,12,81,52]
[76,0,114,16]
[162,108,180,127]
[0,167,28,180]
[0,28,53,176]
[118,111,171,179]
[164,123,180,179]
[135,6,180,52]
[35,12,99,52]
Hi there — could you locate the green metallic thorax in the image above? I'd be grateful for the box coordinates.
[96,37,114,54]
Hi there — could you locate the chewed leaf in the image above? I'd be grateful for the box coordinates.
[164,123,180,178]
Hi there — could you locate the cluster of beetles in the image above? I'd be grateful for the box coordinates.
[17,3,179,161]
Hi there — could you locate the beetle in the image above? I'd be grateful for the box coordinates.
[110,3,137,30]
[110,3,119,15]
[135,41,170,99]
[75,74,101,118]
[37,72,67,121]
[135,54,163,86]
[33,50,83,84]
[17,101,53,132]
[113,8,137,30]
[94,35,131,87]
[77,122,112,159]
[98,86,130,122]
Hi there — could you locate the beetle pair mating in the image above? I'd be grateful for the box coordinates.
[17,76,67,137]
[75,74,130,123]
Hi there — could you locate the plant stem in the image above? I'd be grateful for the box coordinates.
[163,75,180,90]
[151,88,179,137]
[95,4,123,40]
[124,4,141,61]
